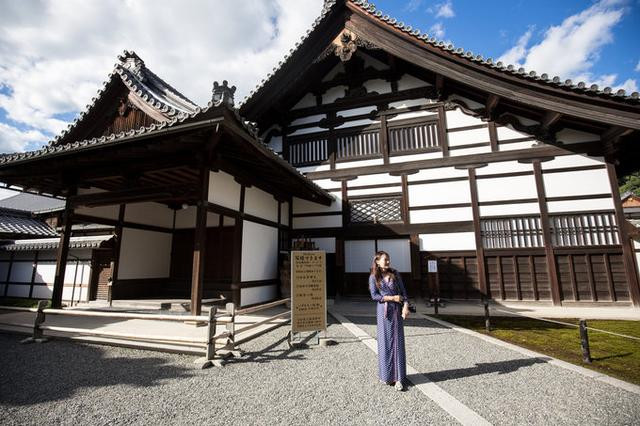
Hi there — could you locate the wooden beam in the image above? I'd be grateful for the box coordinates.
[70,184,196,208]
[437,105,449,157]
[468,168,488,297]
[190,164,210,316]
[109,204,126,304]
[533,161,562,305]
[52,197,74,308]
[485,94,500,118]
[488,121,498,152]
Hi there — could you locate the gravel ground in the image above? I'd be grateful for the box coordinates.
[347,314,640,426]
[0,318,456,426]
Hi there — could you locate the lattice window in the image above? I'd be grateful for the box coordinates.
[288,138,328,166]
[389,121,439,153]
[550,213,619,246]
[481,216,543,249]
[337,131,380,159]
[350,197,402,224]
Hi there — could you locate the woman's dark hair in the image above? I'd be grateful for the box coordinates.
[370,250,397,289]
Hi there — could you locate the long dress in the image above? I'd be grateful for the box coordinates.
[369,272,408,384]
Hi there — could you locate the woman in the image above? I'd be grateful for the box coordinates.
[369,251,410,391]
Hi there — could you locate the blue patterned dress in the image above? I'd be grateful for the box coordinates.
[369,272,408,384]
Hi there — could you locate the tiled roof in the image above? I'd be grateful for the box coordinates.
[0,193,65,214]
[241,0,639,108]
[0,235,113,251]
[0,210,57,237]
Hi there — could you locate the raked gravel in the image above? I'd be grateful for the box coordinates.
[0,318,456,426]
[346,314,640,426]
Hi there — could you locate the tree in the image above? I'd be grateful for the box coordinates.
[619,172,640,196]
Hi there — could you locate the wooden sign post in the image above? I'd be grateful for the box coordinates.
[291,250,327,336]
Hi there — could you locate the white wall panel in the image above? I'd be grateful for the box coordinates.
[363,79,392,94]
[449,95,484,109]
[293,196,341,214]
[446,109,482,128]
[323,86,347,104]
[543,169,612,197]
[345,240,375,273]
[419,232,476,251]
[174,207,195,229]
[547,198,615,213]
[75,205,119,220]
[292,215,342,229]
[397,74,428,91]
[7,284,29,298]
[288,126,325,136]
[34,262,56,284]
[241,285,278,307]
[125,202,173,228]
[311,238,336,253]
[309,179,339,190]
[388,98,433,109]
[389,151,442,163]
[10,262,32,282]
[350,173,401,186]
[292,93,316,109]
[209,170,241,211]
[280,202,289,226]
[297,164,332,173]
[409,181,471,206]
[410,207,473,223]
[61,285,89,302]
[450,146,492,157]
[348,187,402,197]
[541,154,604,170]
[556,129,599,144]
[0,262,9,280]
[223,216,236,226]
[447,128,490,146]
[499,141,538,151]
[290,114,326,126]
[477,175,537,202]
[496,125,529,140]
[387,110,437,122]
[336,159,384,169]
[337,106,377,117]
[378,239,411,272]
[476,160,533,175]
[118,228,171,279]
[32,285,52,300]
[241,221,278,282]
[244,186,279,223]
[480,203,540,217]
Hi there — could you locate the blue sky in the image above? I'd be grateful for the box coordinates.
[0,0,637,160]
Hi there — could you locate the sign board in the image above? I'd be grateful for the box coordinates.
[428,260,438,273]
[291,250,327,333]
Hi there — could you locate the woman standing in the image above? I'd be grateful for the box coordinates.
[369,250,410,391]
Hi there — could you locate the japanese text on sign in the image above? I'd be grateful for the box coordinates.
[291,251,326,333]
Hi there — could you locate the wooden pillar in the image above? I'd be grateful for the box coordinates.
[230,185,246,307]
[380,115,390,165]
[335,237,345,297]
[468,168,488,297]
[488,122,498,152]
[52,198,73,309]
[437,105,449,157]
[190,165,210,315]
[606,163,640,307]
[28,251,39,299]
[533,160,562,305]
[109,204,125,304]
[409,234,421,297]
[4,251,14,297]
[401,174,409,224]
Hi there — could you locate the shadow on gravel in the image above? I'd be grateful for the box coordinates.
[0,334,192,407]
[227,334,307,365]
[408,357,550,384]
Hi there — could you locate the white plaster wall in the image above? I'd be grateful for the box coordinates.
[350,173,401,186]
[292,215,342,229]
[269,135,283,153]
[336,159,384,169]
[547,198,615,213]
[363,79,392,94]
[447,128,490,146]
[241,221,278,282]
[125,202,173,228]
[34,262,56,284]
[446,109,482,128]
[6,284,29,298]
[499,141,539,151]
[244,186,279,223]
[541,154,604,170]
[480,203,540,217]
[311,238,336,253]
[410,207,473,223]
[323,86,347,104]
[477,175,538,202]
[309,179,339,190]
[388,98,433,109]
[0,262,8,279]
[293,196,341,214]
[280,201,289,226]
[75,205,119,221]
[450,146,492,157]
[288,126,325,136]
[497,125,529,140]
[292,93,316,109]
[476,160,533,175]
[174,207,196,228]
[378,239,411,272]
[241,285,278,307]
[297,164,332,173]
[408,180,471,206]
[556,129,599,144]
[10,262,32,282]
[449,95,484,109]
[209,170,241,211]
[348,187,402,197]
[345,240,375,273]
[397,74,428,91]
[0,283,4,295]
[387,110,437,122]
[338,106,377,117]
[419,232,476,251]
[389,151,442,163]
[543,169,612,197]
[118,228,171,279]
[290,114,326,126]
[408,166,469,182]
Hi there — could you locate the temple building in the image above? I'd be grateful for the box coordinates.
[0,0,639,310]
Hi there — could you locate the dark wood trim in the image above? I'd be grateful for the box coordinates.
[401,174,409,224]
[447,123,488,133]
[468,168,488,296]
[410,234,421,281]
[409,202,471,211]
[328,129,337,170]
[3,252,14,296]
[28,250,39,299]
[408,176,468,185]
[347,182,402,191]
[552,246,623,255]
[485,248,545,256]
[547,193,612,202]
[239,185,246,214]
[204,201,281,229]
[380,115,389,165]
[541,164,606,174]
[52,196,74,308]
[499,137,537,145]
[476,171,533,179]
[341,180,349,226]
[568,254,578,301]
[497,255,505,300]
[533,160,562,306]
[585,253,597,302]
[447,141,492,151]
[69,184,196,208]
[478,198,537,206]
[72,213,173,234]
[488,122,498,152]
[513,255,521,300]
[606,163,640,307]
[437,105,449,157]
[604,253,616,302]
[529,255,539,301]
[292,211,343,218]
[348,192,403,201]
[110,204,126,303]
[190,164,209,316]
[237,279,279,289]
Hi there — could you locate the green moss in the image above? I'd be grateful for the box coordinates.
[0,298,50,308]
[435,315,640,386]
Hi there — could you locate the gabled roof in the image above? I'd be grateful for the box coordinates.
[50,51,199,147]
[0,193,65,214]
[0,209,57,237]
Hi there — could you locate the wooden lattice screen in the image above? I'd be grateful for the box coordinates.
[388,121,439,153]
[349,197,402,224]
[550,212,619,246]
[481,217,544,249]
[288,137,328,166]
[337,131,380,160]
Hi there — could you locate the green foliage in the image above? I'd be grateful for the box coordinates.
[619,171,640,196]
[0,298,50,308]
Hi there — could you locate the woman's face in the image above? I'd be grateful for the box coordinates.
[376,254,390,270]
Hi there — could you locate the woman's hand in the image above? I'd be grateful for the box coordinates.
[402,304,410,320]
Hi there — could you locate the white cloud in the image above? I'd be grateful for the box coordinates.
[0,122,49,153]
[430,23,446,38]
[0,0,324,153]
[635,60,640,72]
[403,0,423,12]
[497,0,632,92]
[434,1,455,18]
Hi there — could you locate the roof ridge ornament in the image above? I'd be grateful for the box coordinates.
[315,29,379,63]
[118,50,146,81]
[212,80,237,107]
